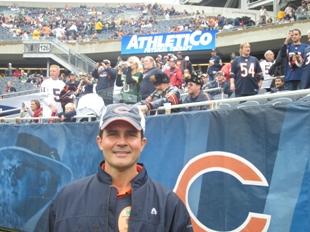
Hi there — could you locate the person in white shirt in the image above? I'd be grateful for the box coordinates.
[260,50,275,90]
[259,6,268,23]
[40,65,65,118]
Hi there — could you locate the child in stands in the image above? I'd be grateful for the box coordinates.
[58,103,76,122]
[270,77,288,93]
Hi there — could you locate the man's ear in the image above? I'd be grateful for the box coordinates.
[96,135,103,151]
[39,170,51,195]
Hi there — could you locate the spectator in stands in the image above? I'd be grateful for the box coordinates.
[260,50,275,90]
[223,21,233,30]
[208,48,223,81]
[266,18,273,25]
[26,74,37,84]
[35,75,44,88]
[201,73,210,90]
[77,73,94,97]
[5,81,16,93]
[165,11,170,21]
[165,57,183,89]
[181,73,213,111]
[208,71,233,97]
[259,6,269,23]
[116,56,143,104]
[270,77,288,93]
[140,56,162,100]
[286,12,296,22]
[16,99,43,124]
[95,19,103,34]
[58,102,76,122]
[257,18,266,27]
[139,72,180,113]
[217,14,225,29]
[12,68,21,78]
[230,42,263,97]
[176,51,186,73]
[301,29,310,89]
[5,63,14,76]
[285,3,295,15]
[280,29,307,90]
[184,56,193,75]
[40,64,65,118]
[32,26,41,40]
[296,1,308,18]
[275,7,286,22]
[93,59,117,105]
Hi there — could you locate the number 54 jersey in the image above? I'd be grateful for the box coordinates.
[40,78,66,117]
[231,56,263,96]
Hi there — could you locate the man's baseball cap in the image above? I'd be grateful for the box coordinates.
[70,72,76,75]
[200,73,208,77]
[211,48,217,52]
[157,54,162,58]
[99,104,146,133]
[216,71,225,76]
[185,73,203,86]
[150,72,170,84]
[103,59,110,64]
[184,56,190,61]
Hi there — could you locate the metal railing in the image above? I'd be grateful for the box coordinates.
[23,38,95,74]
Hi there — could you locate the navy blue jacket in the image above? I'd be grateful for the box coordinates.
[45,162,192,232]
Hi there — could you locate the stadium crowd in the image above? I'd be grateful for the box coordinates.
[0,1,309,42]
[1,25,310,124]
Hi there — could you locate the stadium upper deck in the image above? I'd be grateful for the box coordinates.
[0,1,309,68]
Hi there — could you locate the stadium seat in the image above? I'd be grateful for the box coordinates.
[297,94,310,102]
[213,94,229,100]
[265,97,292,106]
[219,103,231,109]
[236,101,259,108]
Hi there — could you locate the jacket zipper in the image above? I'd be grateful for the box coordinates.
[106,186,111,232]
[127,188,133,231]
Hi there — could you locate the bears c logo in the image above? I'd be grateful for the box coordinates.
[173,151,271,232]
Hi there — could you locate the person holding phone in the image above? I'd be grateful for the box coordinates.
[16,100,43,124]
[280,29,308,90]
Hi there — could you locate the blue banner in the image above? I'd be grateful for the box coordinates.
[0,102,310,231]
[121,30,217,55]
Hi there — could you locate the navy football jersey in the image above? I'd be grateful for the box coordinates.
[230,56,263,96]
[284,43,308,82]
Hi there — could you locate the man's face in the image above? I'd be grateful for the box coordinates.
[169,60,176,68]
[187,82,201,96]
[3,156,41,212]
[154,83,169,94]
[292,30,302,43]
[211,51,216,56]
[275,78,284,88]
[50,67,59,80]
[266,52,275,62]
[216,74,225,82]
[96,120,146,173]
[201,75,208,84]
[70,74,76,81]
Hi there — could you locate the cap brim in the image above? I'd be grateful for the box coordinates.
[100,117,142,132]
[0,146,72,189]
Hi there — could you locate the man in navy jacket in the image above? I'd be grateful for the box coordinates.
[45,103,192,232]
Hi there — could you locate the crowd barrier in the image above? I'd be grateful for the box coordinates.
[0,99,310,231]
